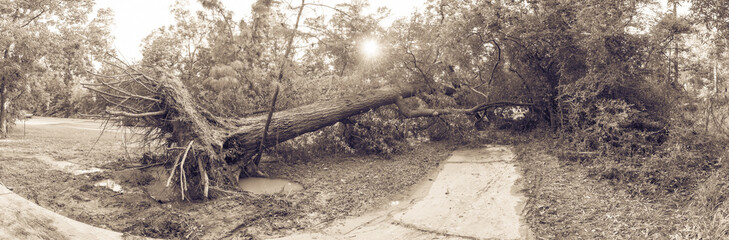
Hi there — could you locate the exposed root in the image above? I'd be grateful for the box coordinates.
[165,146,183,188]
[196,152,210,199]
[178,141,194,201]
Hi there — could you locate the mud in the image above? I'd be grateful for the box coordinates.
[0,184,148,240]
[1,117,454,239]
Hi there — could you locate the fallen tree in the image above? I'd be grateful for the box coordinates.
[84,68,533,199]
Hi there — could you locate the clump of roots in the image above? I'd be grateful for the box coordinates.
[84,59,255,200]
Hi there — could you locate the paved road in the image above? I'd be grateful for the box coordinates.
[274,145,531,240]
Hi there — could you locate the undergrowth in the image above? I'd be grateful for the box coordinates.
[518,112,729,238]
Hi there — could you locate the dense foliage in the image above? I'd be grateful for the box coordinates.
[3,0,727,155]
[0,0,114,138]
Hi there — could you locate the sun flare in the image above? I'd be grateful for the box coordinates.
[362,39,380,58]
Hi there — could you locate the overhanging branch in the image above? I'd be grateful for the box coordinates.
[395,96,469,118]
[395,96,534,118]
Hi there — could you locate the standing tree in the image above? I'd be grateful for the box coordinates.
[1,0,94,137]
[0,0,113,136]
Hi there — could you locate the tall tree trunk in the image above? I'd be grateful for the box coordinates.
[706,59,718,133]
[0,82,7,138]
[671,1,680,88]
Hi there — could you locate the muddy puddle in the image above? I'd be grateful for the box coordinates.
[238,178,303,195]
[94,179,124,193]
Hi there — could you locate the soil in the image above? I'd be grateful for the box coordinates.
[0,117,454,239]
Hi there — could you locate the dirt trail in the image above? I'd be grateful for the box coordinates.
[274,145,531,240]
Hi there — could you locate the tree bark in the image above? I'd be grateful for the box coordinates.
[221,83,422,160]
[0,81,6,138]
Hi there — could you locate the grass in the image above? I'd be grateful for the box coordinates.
[677,165,729,239]
[2,117,144,166]
[515,132,729,239]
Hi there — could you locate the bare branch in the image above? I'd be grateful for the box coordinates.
[19,9,46,28]
[277,0,305,82]
[82,82,161,103]
[100,81,161,103]
[487,39,501,86]
[302,3,352,18]
[97,94,143,113]
[86,71,143,80]
[466,85,489,99]
[84,86,127,99]
[403,45,430,83]
[472,39,501,88]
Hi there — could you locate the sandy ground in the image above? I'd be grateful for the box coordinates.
[275,145,531,240]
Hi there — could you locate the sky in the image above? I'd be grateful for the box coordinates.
[93,0,692,62]
[93,0,426,62]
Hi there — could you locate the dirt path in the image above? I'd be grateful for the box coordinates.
[274,145,531,240]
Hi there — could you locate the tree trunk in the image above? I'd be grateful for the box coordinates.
[86,73,427,181]
[0,82,7,138]
[222,84,421,157]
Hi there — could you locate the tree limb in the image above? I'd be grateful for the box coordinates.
[254,82,280,165]
[395,96,533,118]
[19,9,46,28]
[395,96,469,118]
